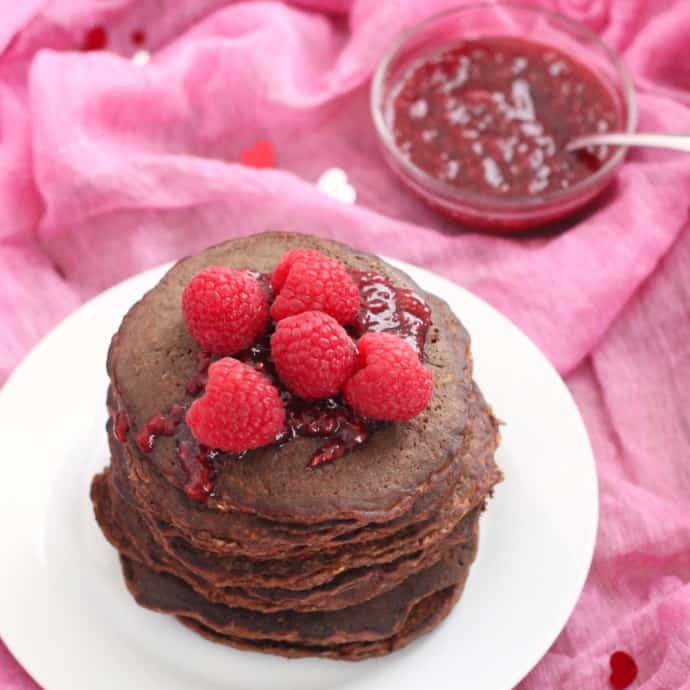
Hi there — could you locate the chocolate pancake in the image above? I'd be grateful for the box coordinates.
[93,468,479,612]
[107,427,360,554]
[108,232,480,523]
[179,582,464,661]
[109,420,481,557]
[144,487,480,591]
[119,537,477,645]
[107,383,500,564]
[93,231,502,660]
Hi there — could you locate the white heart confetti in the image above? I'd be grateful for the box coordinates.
[131,49,150,67]
[316,168,356,205]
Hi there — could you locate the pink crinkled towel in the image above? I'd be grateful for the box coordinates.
[1,1,689,688]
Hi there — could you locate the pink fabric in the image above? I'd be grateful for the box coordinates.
[1,0,689,687]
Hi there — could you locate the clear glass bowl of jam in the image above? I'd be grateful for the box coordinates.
[371,3,636,232]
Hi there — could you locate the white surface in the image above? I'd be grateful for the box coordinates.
[0,258,597,690]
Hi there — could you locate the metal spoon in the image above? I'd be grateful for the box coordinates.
[567,132,690,153]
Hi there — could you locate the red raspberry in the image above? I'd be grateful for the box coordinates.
[271,249,316,292]
[186,358,285,451]
[271,311,357,401]
[270,248,359,324]
[182,267,269,354]
[343,332,433,421]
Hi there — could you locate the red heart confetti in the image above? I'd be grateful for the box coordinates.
[130,29,146,46]
[609,651,638,690]
[82,25,108,51]
[240,139,275,169]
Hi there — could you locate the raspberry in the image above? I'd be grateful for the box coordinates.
[182,267,269,354]
[270,248,360,324]
[271,249,316,292]
[186,358,285,452]
[343,332,433,421]
[271,311,357,401]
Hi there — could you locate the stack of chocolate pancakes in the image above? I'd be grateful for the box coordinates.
[91,232,502,660]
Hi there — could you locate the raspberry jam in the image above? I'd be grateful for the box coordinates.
[136,405,185,453]
[113,409,130,442]
[116,269,431,501]
[186,350,213,396]
[390,37,620,199]
[352,271,431,356]
[177,441,216,502]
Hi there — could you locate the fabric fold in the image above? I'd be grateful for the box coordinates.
[1,0,689,688]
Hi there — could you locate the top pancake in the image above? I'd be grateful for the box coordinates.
[109,232,478,523]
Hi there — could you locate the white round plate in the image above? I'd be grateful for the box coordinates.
[0,258,596,690]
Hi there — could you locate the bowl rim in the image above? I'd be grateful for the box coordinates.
[370,1,638,211]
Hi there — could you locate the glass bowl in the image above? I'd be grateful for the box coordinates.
[370,3,636,233]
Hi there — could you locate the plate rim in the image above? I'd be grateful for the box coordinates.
[0,256,598,690]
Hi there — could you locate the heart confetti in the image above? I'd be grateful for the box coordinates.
[240,140,275,169]
[609,651,638,690]
[82,26,108,51]
[316,168,356,205]
[131,50,150,67]
[131,29,146,46]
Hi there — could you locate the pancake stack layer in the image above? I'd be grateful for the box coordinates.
[91,232,502,660]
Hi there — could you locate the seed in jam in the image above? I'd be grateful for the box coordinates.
[389,37,620,198]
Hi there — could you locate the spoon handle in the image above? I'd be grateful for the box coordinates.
[567,132,690,153]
